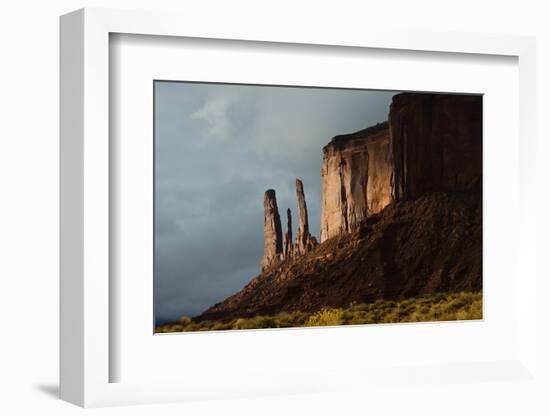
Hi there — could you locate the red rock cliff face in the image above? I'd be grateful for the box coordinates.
[389,93,482,201]
[320,122,392,242]
[320,93,482,242]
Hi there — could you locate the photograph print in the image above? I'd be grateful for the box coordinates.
[154,82,482,333]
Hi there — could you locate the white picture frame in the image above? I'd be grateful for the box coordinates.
[60,7,539,408]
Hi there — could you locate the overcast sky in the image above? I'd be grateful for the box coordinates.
[154,81,395,324]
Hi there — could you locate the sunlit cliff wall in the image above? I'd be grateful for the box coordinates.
[320,122,392,242]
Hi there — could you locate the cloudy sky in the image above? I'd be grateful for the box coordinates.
[154,81,395,324]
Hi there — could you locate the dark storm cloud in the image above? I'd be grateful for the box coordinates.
[154,82,396,324]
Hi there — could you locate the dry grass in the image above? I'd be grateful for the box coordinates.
[155,291,482,333]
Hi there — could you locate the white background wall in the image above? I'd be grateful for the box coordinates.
[0,1,548,415]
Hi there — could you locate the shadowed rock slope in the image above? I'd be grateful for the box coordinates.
[196,191,482,322]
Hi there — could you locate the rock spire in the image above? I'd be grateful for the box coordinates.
[284,208,294,259]
[260,179,318,270]
[294,179,318,255]
[261,189,283,271]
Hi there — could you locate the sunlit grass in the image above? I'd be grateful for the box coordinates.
[155,291,482,333]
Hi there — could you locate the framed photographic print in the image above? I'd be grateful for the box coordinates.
[60,7,540,409]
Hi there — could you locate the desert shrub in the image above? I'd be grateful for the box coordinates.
[252,316,277,328]
[468,298,483,319]
[305,308,343,327]
[365,311,380,324]
[381,311,399,323]
[442,297,469,313]
[341,310,356,322]
[154,291,482,332]
[274,312,294,327]
[284,311,309,326]
[348,311,371,325]
[406,310,425,322]
[211,322,232,331]
[232,318,253,330]
[431,292,448,303]
[350,303,370,313]
[454,309,469,321]
[177,316,192,325]
[397,303,415,317]
[419,306,430,315]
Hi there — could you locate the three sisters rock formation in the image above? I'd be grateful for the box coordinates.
[261,179,318,271]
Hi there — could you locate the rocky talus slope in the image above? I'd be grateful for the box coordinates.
[196,191,482,322]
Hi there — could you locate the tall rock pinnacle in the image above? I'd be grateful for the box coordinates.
[295,179,318,255]
[296,179,309,236]
[284,208,294,259]
[261,189,283,271]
